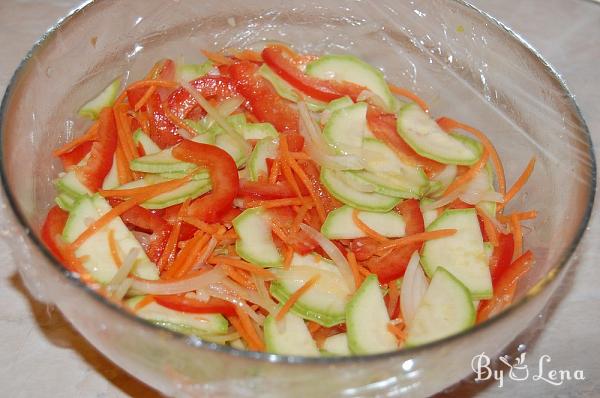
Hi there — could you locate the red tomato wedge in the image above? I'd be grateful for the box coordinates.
[172,140,239,223]
[366,105,445,177]
[229,61,299,132]
[167,76,239,120]
[75,107,118,191]
[367,199,425,283]
[154,295,237,316]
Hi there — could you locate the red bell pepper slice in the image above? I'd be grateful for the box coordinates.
[75,107,118,191]
[367,199,425,283]
[281,131,304,152]
[366,106,445,177]
[228,61,299,132]
[167,76,239,120]
[154,295,237,316]
[171,140,239,223]
[40,206,70,262]
[146,92,182,149]
[489,233,515,283]
[349,237,379,262]
[59,140,94,169]
[239,180,296,199]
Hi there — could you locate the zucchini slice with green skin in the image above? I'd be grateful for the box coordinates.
[78,78,121,120]
[323,102,371,151]
[269,253,352,327]
[264,313,319,356]
[55,171,92,198]
[396,104,480,166]
[239,122,278,140]
[233,207,283,267]
[306,54,398,112]
[405,267,475,347]
[176,60,213,82]
[55,192,77,211]
[114,176,211,209]
[320,168,401,212]
[130,148,196,174]
[247,137,279,181]
[132,129,161,155]
[321,205,405,240]
[258,64,326,112]
[125,296,229,337]
[420,208,493,299]
[346,274,397,354]
[325,96,354,113]
[102,154,119,190]
[62,195,158,283]
[322,333,351,356]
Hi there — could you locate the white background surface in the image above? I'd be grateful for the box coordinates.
[0,0,598,397]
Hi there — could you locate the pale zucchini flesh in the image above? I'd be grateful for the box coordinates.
[264,313,319,356]
[323,101,369,151]
[321,205,405,240]
[233,207,283,267]
[322,333,351,356]
[78,78,121,120]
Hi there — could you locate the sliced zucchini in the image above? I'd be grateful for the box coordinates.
[247,137,279,181]
[346,274,397,354]
[396,104,479,166]
[320,168,401,212]
[264,313,319,356]
[55,192,77,211]
[321,205,405,240]
[215,132,248,167]
[102,154,119,190]
[62,195,158,283]
[270,253,352,327]
[233,207,283,267]
[306,55,398,112]
[325,96,354,113]
[78,78,121,120]
[114,176,211,210]
[421,208,493,299]
[55,171,92,198]
[240,122,278,140]
[132,129,161,155]
[323,102,370,151]
[258,64,326,112]
[126,296,229,337]
[419,198,439,228]
[322,333,351,356]
[130,148,195,174]
[176,60,213,82]
[405,267,475,347]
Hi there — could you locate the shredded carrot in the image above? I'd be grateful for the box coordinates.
[222,264,254,290]
[352,209,389,243]
[162,99,198,137]
[158,200,190,272]
[278,136,303,198]
[358,266,372,278]
[233,49,263,63]
[443,149,489,196]
[497,210,538,223]
[346,251,362,289]
[291,203,312,233]
[71,174,197,250]
[276,275,320,321]
[99,171,196,198]
[437,117,506,196]
[228,315,263,351]
[286,155,327,223]
[283,246,294,270]
[376,229,457,253]
[235,307,265,351]
[181,217,220,235]
[53,123,98,156]
[207,256,276,279]
[288,152,311,160]
[169,233,212,279]
[388,83,429,113]
[510,214,523,259]
[115,144,134,184]
[202,49,233,65]
[270,219,289,243]
[134,86,157,111]
[476,206,499,247]
[114,106,140,166]
[307,321,322,334]
[268,159,281,184]
[499,157,536,211]
[387,322,406,343]
[245,197,312,209]
[387,281,400,318]
[133,295,155,312]
[114,80,179,104]
[107,229,122,267]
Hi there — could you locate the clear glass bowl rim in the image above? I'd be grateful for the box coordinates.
[0,0,595,365]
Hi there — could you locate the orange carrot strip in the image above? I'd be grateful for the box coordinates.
[245,197,312,209]
[499,157,536,211]
[388,83,429,113]
[276,275,320,321]
[358,266,372,278]
[99,171,196,197]
[291,204,312,233]
[279,137,303,198]
[162,99,198,137]
[115,144,134,184]
[207,256,276,279]
[288,152,311,160]
[108,229,122,267]
[437,117,506,196]
[510,214,523,259]
[387,281,400,318]
[346,251,362,289]
[443,149,489,196]
[227,315,261,351]
[53,123,99,156]
[497,210,538,223]
[307,321,322,334]
[115,80,179,104]
[222,265,254,289]
[71,175,196,250]
[387,322,406,343]
[134,86,157,111]
[268,159,281,184]
[270,220,289,244]
[235,307,265,351]
[233,49,263,63]
[286,156,327,223]
[202,50,233,65]
[352,209,389,243]
[476,206,499,247]
[133,295,155,312]
[158,200,190,272]
[172,233,212,279]
[376,229,457,253]
[283,246,294,270]
[181,217,220,235]
[162,231,206,278]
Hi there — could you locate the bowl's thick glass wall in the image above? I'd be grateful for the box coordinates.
[0,0,593,396]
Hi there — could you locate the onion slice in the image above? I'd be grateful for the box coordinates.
[107,248,139,293]
[299,223,356,292]
[130,267,227,295]
[400,251,429,326]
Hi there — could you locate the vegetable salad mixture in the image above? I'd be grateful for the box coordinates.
[41,45,536,355]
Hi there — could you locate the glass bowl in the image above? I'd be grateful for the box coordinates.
[0,0,594,396]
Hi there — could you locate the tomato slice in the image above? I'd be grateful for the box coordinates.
[367,199,425,283]
[75,107,118,191]
[239,180,296,199]
[296,159,341,214]
[154,295,237,316]
[172,140,239,223]
[349,237,379,262]
[167,76,239,120]
[366,106,445,177]
[268,207,319,255]
[229,61,299,132]
[59,140,94,169]
[146,91,182,149]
